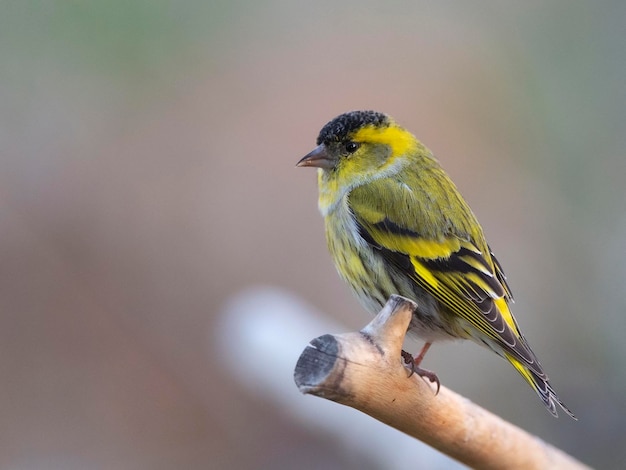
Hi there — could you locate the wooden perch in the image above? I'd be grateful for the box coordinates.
[294,295,588,470]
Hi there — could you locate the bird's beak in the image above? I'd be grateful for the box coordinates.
[296,144,335,169]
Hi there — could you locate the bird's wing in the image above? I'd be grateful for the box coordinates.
[349,182,545,377]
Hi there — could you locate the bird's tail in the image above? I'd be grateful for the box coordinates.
[505,353,577,419]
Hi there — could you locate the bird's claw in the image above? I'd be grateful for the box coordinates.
[401,349,441,395]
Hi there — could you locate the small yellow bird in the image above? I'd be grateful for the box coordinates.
[297,110,575,418]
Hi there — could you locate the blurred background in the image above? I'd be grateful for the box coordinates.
[1,1,625,468]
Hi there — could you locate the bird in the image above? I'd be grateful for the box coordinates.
[297,110,575,418]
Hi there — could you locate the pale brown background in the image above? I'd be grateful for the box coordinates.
[2,1,625,468]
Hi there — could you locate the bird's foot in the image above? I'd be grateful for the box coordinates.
[401,349,441,395]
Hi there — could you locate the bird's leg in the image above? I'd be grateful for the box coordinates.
[414,341,432,366]
[401,342,440,394]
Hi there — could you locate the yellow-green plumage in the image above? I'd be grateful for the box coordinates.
[298,110,575,418]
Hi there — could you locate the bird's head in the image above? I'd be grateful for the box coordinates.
[297,111,420,195]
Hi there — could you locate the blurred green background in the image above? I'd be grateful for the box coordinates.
[1,1,625,468]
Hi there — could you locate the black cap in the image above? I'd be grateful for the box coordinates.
[316,110,390,145]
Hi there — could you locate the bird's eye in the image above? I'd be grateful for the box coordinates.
[345,142,360,154]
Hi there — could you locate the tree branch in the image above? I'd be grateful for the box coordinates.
[294,295,588,469]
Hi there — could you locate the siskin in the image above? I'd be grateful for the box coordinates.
[297,110,575,418]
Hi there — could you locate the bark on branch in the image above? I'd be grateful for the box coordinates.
[294,295,588,469]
